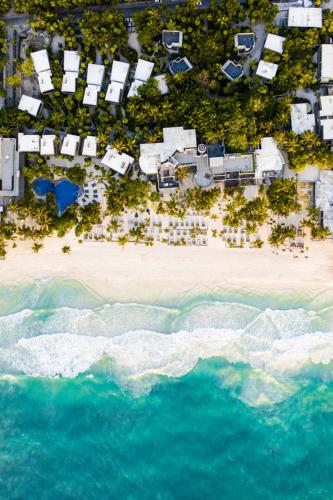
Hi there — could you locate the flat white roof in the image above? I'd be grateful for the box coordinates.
[0,138,19,195]
[86,64,105,87]
[83,85,99,106]
[319,96,333,118]
[139,127,197,175]
[64,50,80,73]
[255,137,285,177]
[105,81,124,103]
[62,72,77,93]
[256,60,278,80]
[290,103,315,135]
[18,94,42,117]
[37,70,54,93]
[18,133,40,153]
[134,59,154,82]
[31,49,50,74]
[40,135,56,156]
[321,119,333,140]
[61,134,80,156]
[101,147,134,175]
[82,136,97,157]
[288,7,322,28]
[155,74,169,95]
[110,60,130,84]
[127,80,144,98]
[319,45,333,81]
[264,33,286,54]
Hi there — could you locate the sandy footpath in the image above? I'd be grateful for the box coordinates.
[0,234,333,302]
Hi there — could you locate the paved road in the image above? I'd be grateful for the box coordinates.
[3,0,210,25]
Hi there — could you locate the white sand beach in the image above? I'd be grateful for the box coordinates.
[1,235,333,301]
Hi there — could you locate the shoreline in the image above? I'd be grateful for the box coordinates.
[1,235,333,303]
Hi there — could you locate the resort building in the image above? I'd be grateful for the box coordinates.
[82,136,97,157]
[315,170,333,233]
[105,60,130,104]
[169,57,192,76]
[290,103,315,135]
[62,50,80,93]
[162,30,183,53]
[319,96,333,118]
[83,64,105,106]
[154,74,169,95]
[254,137,286,180]
[287,7,322,28]
[0,138,20,203]
[40,134,56,156]
[61,134,80,156]
[234,33,255,54]
[18,95,42,117]
[128,59,154,98]
[320,119,333,142]
[101,146,134,175]
[317,45,333,84]
[256,61,278,81]
[221,60,243,81]
[264,33,286,54]
[31,49,54,94]
[139,126,197,176]
[17,133,40,153]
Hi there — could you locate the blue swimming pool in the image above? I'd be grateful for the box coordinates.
[32,178,80,217]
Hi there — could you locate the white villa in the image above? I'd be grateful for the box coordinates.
[105,60,130,104]
[18,95,42,117]
[254,137,286,179]
[315,170,333,233]
[17,133,40,153]
[256,61,278,80]
[290,103,315,135]
[318,45,333,84]
[31,49,54,93]
[62,50,80,93]
[101,146,134,175]
[40,135,56,156]
[83,64,105,106]
[264,33,286,54]
[287,7,322,28]
[0,138,20,202]
[82,136,97,157]
[128,59,154,98]
[61,134,80,156]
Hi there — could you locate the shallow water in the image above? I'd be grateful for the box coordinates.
[0,278,333,499]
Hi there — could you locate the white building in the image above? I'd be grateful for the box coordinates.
[256,61,278,80]
[101,146,134,175]
[128,59,154,98]
[254,137,286,178]
[83,64,105,106]
[264,33,286,54]
[31,49,50,74]
[288,7,322,28]
[17,133,40,153]
[139,126,197,175]
[82,136,97,157]
[61,134,80,156]
[321,119,333,141]
[62,50,80,93]
[105,60,130,104]
[315,170,333,233]
[30,49,54,93]
[318,45,333,84]
[40,135,56,156]
[290,103,315,135]
[0,138,20,200]
[154,74,169,95]
[18,95,42,117]
[319,96,333,118]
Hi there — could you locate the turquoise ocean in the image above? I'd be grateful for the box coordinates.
[1,278,333,499]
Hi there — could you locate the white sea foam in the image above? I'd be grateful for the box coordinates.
[0,303,332,406]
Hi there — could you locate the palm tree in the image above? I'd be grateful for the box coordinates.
[61,245,71,254]
[117,234,129,248]
[176,166,189,184]
[32,242,44,253]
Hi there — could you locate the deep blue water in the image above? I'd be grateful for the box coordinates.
[0,279,333,499]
